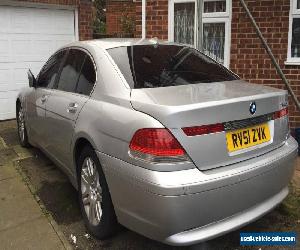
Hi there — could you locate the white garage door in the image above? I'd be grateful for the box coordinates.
[0,5,77,120]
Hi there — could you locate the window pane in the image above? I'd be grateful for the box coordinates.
[292,18,300,57]
[76,57,96,96]
[203,23,225,64]
[108,45,237,89]
[204,0,226,13]
[57,49,85,93]
[297,0,300,9]
[174,3,195,45]
[37,51,66,88]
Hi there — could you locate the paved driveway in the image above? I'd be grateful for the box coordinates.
[0,120,299,250]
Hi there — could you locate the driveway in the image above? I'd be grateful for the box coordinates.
[0,120,299,250]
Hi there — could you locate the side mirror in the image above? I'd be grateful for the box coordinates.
[27,69,37,88]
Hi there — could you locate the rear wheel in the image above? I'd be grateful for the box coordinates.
[17,103,30,147]
[78,145,119,239]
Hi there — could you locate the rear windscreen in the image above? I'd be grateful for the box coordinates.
[107,45,238,89]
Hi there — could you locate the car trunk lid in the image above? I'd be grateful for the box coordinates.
[130,80,289,170]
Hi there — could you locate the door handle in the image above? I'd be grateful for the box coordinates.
[41,95,48,103]
[67,102,78,114]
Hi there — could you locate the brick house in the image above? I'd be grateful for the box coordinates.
[106,0,300,132]
[0,0,93,120]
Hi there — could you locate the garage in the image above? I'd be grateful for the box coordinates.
[0,4,78,120]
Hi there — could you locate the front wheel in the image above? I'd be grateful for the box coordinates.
[17,104,30,147]
[78,145,119,239]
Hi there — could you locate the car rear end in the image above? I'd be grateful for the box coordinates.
[101,43,298,245]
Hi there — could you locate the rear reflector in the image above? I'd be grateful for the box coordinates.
[273,107,288,119]
[129,128,186,156]
[182,123,224,136]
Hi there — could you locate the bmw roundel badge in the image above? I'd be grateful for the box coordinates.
[249,102,256,115]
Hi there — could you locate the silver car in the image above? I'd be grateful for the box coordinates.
[17,39,297,246]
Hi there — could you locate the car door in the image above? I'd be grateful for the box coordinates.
[44,48,96,170]
[26,50,67,148]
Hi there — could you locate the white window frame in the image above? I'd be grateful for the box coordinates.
[168,0,232,67]
[168,0,198,49]
[286,0,300,65]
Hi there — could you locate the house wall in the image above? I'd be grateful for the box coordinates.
[15,0,93,40]
[135,0,168,39]
[106,1,135,36]
[230,0,300,131]
[106,0,168,38]
[106,0,300,131]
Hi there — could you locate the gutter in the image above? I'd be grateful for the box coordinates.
[142,0,146,39]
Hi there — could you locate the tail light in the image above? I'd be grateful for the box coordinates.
[273,107,288,119]
[182,123,224,136]
[129,128,190,163]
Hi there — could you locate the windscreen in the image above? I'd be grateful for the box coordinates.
[108,44,238,89]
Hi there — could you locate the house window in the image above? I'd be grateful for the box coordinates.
[204,0,226,13]
[174,3,195,45]
[169,0,231,67]
[287,0,300,64]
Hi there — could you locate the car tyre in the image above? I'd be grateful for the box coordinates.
[17,103,30,147]
[78,145,119,239]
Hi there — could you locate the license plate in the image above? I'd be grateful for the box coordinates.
[226,123,271,152]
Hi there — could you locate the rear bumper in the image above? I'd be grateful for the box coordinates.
[165,187,288,245]
[96,137,298,246]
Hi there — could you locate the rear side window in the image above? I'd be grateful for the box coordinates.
[108,45,238,89]
[37,50,66,88]
[76,56,96,96]
[56,49,85,93]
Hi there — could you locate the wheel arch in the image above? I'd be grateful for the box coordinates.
[73,135,97,180]
[16,94,25,116]
[16,98,21,112]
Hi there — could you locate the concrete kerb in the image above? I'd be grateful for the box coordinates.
[0,134,73,250]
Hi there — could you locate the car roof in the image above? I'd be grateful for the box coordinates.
[62,38,171,50]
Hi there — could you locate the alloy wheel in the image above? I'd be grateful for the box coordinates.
[81,157,103,226]
[18,107,25,143]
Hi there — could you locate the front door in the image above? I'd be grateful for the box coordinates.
[26,49,67,147]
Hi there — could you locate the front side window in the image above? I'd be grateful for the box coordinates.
[37,50,66,88]
[56,49,85,93]
[170,0,231,66]
[287,0,300,64]
[108,45,237,89]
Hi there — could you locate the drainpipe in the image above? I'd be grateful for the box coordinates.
[196,0,203,51]
[142,0,146,39]
[239,0,300,111]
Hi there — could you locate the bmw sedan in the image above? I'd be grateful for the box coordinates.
[16,39,298,246]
